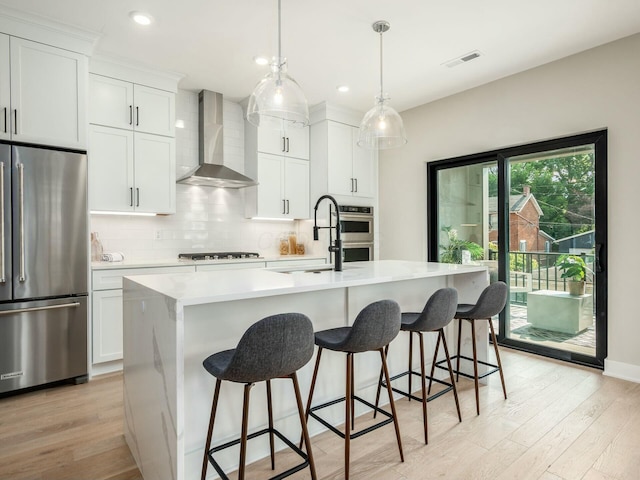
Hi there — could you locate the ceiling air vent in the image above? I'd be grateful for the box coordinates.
[443,50,483,68]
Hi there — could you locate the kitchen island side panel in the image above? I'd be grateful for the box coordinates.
[123,278,182,480]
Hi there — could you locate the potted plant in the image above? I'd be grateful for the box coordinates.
[439,226,484,264]
[556,254,590,295]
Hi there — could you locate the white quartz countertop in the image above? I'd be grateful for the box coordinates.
[124,260,487,307]
[91,255,326,270]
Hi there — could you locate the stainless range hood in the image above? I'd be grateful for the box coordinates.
[177,90,258,188]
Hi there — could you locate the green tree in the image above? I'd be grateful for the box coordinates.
[488,153,594,240]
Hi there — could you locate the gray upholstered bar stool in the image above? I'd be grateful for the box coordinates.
[201,313,317,480]
[374,287,461,444]
[303,300,404,480]
[437,281,508,415]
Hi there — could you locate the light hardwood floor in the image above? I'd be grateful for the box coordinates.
[1,349,639,480]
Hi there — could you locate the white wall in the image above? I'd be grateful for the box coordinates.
[90,90,322,261]
[379,33,640,381]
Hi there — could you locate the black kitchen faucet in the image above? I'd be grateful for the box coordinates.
[313,194,343,272]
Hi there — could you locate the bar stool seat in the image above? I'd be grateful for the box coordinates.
[436,281,508,415]
[375,288,461,444]
[201,313,317,480]
[303,300,404,480]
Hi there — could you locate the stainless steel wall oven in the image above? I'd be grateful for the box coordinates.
[338,205,374,262]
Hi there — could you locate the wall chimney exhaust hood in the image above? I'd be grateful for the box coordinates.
[177,90,258,188]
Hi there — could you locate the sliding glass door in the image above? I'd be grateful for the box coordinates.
[427,131,607,368]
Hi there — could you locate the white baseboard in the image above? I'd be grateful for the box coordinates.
[90,360,123,378]
[603,359,640,384]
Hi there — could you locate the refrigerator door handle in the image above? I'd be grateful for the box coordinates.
[0,302,80,316]
[0,161,4,283]
[18,163,25,282]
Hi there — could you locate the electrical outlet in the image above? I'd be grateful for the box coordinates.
[155,230,161,240]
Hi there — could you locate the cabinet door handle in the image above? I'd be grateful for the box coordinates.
[3,108,6,133]
[282,136,286,153]
[129,105,133,125]
[13,110,17,135]
[286,199,290,214]
[282,199,286,214]
[286,137,290,153]
[129,187,133,207]
[354,178,358,193]
[136,188,140,207]
[136,106,139,126]
[350,178,354,192]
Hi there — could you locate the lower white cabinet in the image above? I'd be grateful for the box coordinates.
[92,290,124,363]
[91,265,194,365]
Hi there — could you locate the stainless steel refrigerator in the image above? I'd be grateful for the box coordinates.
[0,143,88,394]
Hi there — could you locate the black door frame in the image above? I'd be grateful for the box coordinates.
[427,130,607,369]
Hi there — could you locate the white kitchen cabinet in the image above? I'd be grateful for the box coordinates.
[92,289,124,363]
[327,121,376,198]
[133,132,176,214]
[89,125,176,214]
[253,153,309,219]
[91,265,195,365]
[256,118,309,160]
[89,74,175,137]
[0,35,87,148]
[0,35,9,140]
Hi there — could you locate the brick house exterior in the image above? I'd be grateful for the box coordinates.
[488,186,553,251]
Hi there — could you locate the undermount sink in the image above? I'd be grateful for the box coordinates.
[276,265,355,274]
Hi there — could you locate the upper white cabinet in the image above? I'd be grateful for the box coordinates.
[254,153,309,219]
[326,121,376,198]
[89,74,175,137]
[0,34,87,149]
[89,125,175,214]
[257,119,309,160]
[245,114,311,219]
[310,119,376,199]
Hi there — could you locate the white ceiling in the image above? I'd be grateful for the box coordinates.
[2,0,640,113]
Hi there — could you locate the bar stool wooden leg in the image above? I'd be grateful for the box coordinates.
[440,328,462,422]
[456,318,463,382]
[470,320,480,415]
[350,354,355,430]
[380,347,404,462]
[238,383,253,480]
[373,344,389,419]
[266,380,275,470]
[408,332,414,400]
[201,378,221,480]
[345,353,352,480]
[418,332,429,444]
[291,372,318,480]
[427,331,441,395]
[488,318,508,399]
[301,348,323,449]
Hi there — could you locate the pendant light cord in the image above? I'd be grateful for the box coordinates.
[278,0,282,66]
[379,30,384,99]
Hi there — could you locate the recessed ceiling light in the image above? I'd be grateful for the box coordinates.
[129,11,153,26]
[337,85,350,93]
[253,56,269,66]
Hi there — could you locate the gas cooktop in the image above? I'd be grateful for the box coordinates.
[178,252,261,261]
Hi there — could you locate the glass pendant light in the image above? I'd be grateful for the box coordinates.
[357,21,407,149]
[246,0,309,128]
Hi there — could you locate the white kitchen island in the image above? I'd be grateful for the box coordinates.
[122,260,488,480]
